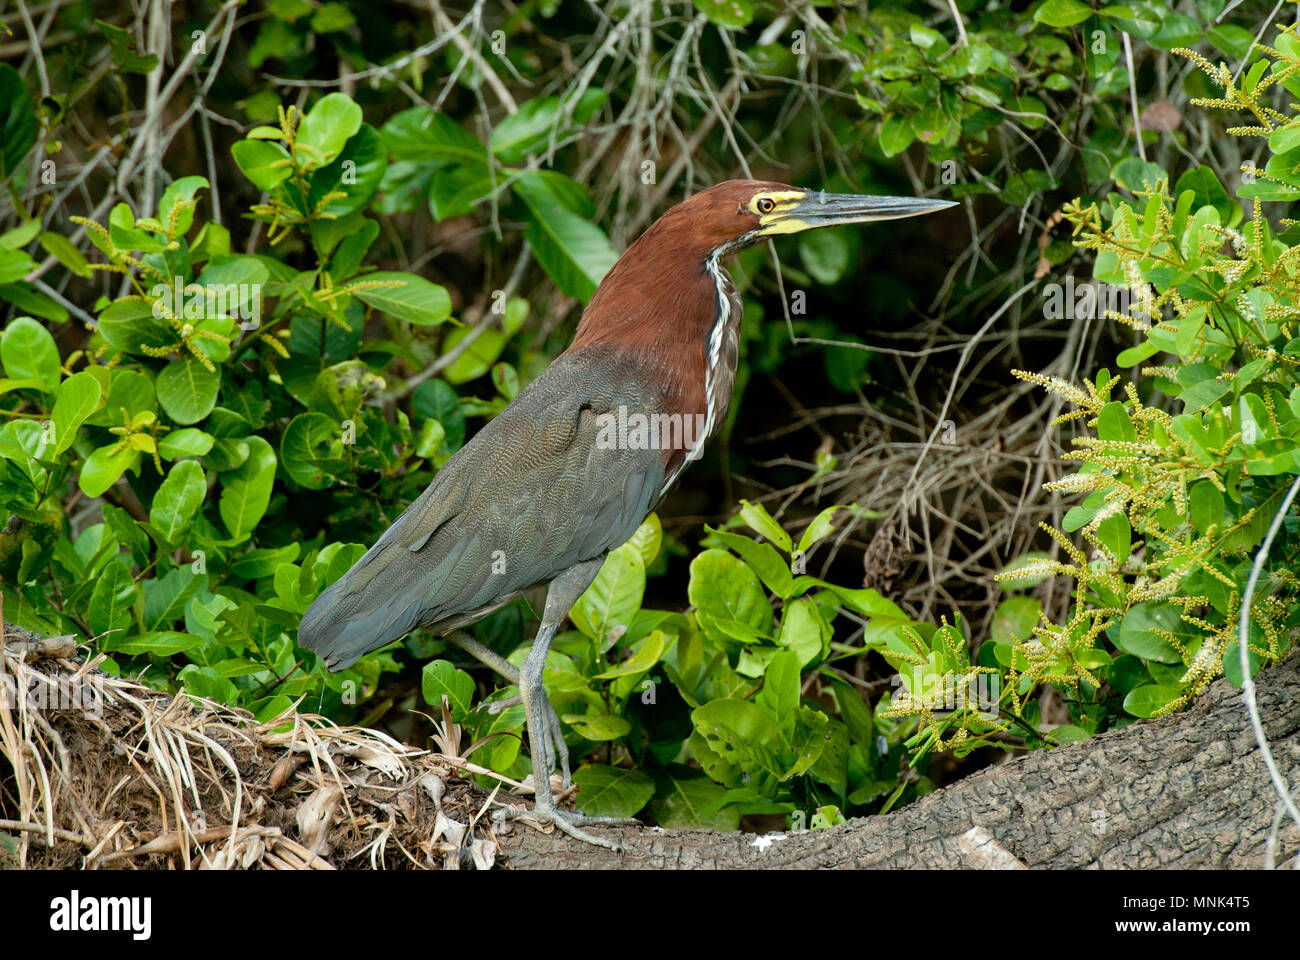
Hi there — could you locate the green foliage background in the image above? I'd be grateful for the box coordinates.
[0,0,1296,828]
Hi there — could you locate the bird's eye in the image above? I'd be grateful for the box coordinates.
[757,197,775,214]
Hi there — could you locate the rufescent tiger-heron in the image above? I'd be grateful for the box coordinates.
[298,180,956,849]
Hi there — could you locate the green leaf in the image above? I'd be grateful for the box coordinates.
[1222,641,1263,686]
[622,514,662,568]
[280,412,344,489]
[1,316,60,393]
[315,359,383,418]
[991,595,1042,645]
[157,176,209,238]
[879,115,913,157]
[796,506,845,555]
[1114,602,1189,663]
[1175,167,1236,227]
[88,558,136,637]
[1188,481,1225,535]
[51,371,102,455]
[1096,511,1132,564]
[1116,340,1158,369]
[312,2,355,32]
[572,546,646,650]
[351,271,452,326]
[421,659,475,721]
[1207,24,1255,61]
[328,218,379,280]
[309,123,388,217]
[192,223,239,261]
[0,219,39,251]
[231,140,292,192]
[798,579,905,619]
[831,681,874,748]
[0,250,36,285]
[79,444,139,498]
[513,172,618,302]
[708,528,794,599]
[1179,376,1229,412]
[411,378,465,454]
[490,98,559,162]
[112,631,203,656]
[178,665,239,704]
[219,435,276,537]
[490,91,606,163]
[228,543,301,580]
[592,630,666,679]
[156,355,221,425]
[150,459,207,544]
[381,108,487,166]
[1033,0,1093,28]
[562,712,631,741]
[688,549,774,645]
[777,597,831,666]
[1123,683,1183,718]
[1149,13,1202,50]
[571,764,654,818]
[95,299,168,356]
[0,64,36,184]
[1097,401,1136,443]
[648,772,738,830]
[799,228,853,285]
[786,706,829,777]
[93,369,156,426]
[737,499,792,552]
[157,427,214,460]
[143,568,206,630]
[696,0,754,30]
[37,231,92,278]
[296,92,363,168]
[691,698,785,777]
[439,325,508,384]
[95,19,159,74]
[757,649,801,736]
[0,282,68,324]
[108,202,167,253]
[1111,157,1167,194]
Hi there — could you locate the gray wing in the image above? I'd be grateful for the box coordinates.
[298,352,665,670]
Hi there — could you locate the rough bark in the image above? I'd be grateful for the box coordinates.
[497,654,1300,869]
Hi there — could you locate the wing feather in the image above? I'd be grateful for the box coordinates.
[298,351,666,670]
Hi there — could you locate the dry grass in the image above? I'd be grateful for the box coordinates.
[0,622,544,870]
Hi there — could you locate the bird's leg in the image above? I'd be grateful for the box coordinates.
[499,558,639,851]
[447,630,517,680]
[446,630,569,785]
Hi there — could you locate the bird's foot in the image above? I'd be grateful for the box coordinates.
[496,802,639,852]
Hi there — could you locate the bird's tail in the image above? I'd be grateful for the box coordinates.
[297,561,427,672]
[297,501,481,671]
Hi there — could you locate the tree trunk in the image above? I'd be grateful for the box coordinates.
[497,655,1300,869]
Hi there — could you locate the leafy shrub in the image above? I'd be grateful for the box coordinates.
[0,88,621,711]
[882,24,1300,755]
[429,502,938,824]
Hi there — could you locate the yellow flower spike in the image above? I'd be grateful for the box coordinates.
[259,332,290,359]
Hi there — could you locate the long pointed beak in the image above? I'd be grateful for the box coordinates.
[784,192,957,228]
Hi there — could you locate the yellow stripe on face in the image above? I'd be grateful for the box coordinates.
[756,216,814,235]
[752,190,811,233]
